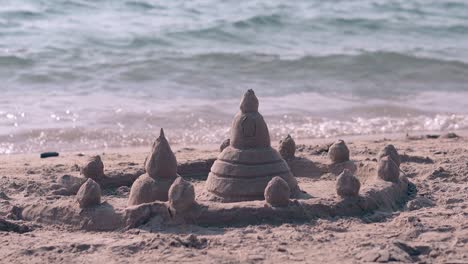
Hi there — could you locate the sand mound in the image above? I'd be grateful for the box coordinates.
[206,90,299,202]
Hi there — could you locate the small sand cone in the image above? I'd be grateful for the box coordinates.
[377,156,400,182]
[81,155,104,180]
[279,134,296,161]
[377,144,400,167]
[76,179,101,208]
[219,138,230,152]
[128,129,179,206]
[336,169,360,198]
[328,140,350,164]
[264,176,290,207]
[146,128,178,179]
[168,177,196,212]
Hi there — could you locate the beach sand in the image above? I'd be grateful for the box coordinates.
[0,132,467,263]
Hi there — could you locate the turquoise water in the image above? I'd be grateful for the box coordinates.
[1,0,468,153]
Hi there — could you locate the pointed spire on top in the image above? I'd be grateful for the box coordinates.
[146,128,178,179]
[240,89,259,113]
[159,128,165,139]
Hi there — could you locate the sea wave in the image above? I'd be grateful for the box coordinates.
[1,111,467,154]
[5,51,467,98]
[1,0,468,154]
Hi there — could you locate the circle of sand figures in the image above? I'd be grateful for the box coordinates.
[205,89,300,202]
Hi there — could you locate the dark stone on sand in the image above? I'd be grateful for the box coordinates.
[40,152,59,158]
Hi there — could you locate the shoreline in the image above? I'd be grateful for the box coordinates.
[2,129,465,158]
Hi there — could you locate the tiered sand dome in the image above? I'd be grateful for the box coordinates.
[205,90,299,202]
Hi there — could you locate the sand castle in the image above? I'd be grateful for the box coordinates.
[377,144,401,182]
[264,176,290,207]
[128,129,178,206]
[19,134,412,231]
[168,177,196,212]
[336,169,360,198]
[378,156,400,182]
[279,134,296,161]
[327,139,357,175]
[378,144,401,167]
[76,179,101,208]
[328,140,350,163]
[205,90,299,202]
[219,138,230,152]
[15,92,412,232]
[81,155,104,180]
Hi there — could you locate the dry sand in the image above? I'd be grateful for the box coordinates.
[0,133,467,263]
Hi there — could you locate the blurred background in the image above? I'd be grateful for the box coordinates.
[1,0,468,153]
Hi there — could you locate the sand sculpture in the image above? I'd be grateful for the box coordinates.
[264,176,290,207]
[378,156,400,182]
[128,129,178,206]
[20,133,412,230]
[205,90,299,202]
[336,169,360,198]
[378,144,401,167]
[327,139,357,175]
[328,140,350,163]
[76,179,101,208]
[279,134,296,160]
[168,177,196,212]
[377,144,401,182]
[219,138,230,152]
[81,155,105,180]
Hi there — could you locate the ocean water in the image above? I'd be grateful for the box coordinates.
[1,0,468,154]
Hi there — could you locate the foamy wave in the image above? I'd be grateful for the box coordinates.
[1,113,467,154]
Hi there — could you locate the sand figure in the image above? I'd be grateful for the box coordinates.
[168,177,196,212]
[328,140,350,163]
[219,138,230,152]
[279,134,296,160]
[377,156,400,182]
[336,169,360,198]
[81,155,104,180]
[377,144,401,167]
[264,176,290,207]
[76,179,101,208]
[205,90,299,202]
[128,129,178,206]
